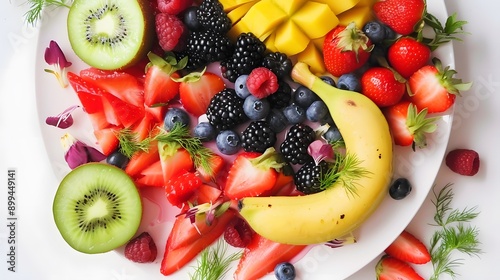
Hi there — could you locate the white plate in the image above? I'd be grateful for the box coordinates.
[35,1,453,279]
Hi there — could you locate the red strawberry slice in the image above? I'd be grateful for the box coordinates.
[130,111,157,142]
[93,126,120,156]
[87,111,111,131]
[373,0,426,36]
[376,256,424,280]
[135,160,164,188]
[101,90,145,128]
[178,70,226,117]
[144,52,184,107]
[445,149,480,176]
[165,170,202,208]
[188,183,222,205]
[196,153,225,183]
[126,141,160,177]
[67,71,104,114]
[234,233,307,280]
[158,143,194,184]
[384,230,431,264]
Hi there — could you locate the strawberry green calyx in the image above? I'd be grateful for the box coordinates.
[172,67,206,83]
[249,147,286,172]
[432,57,472,96]
[146,51,187,75]
[335,22,373,60]
[406,103,439,150]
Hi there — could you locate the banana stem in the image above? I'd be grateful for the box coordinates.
[291,62,316,89]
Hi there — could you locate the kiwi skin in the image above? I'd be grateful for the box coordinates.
[67,0,155,70]
[52,163,142,254]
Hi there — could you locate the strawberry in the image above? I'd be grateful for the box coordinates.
[125,141,160,177]
[135,160,164,188]
[383,101,438,149]
[323,23,373,77]
[373,0,426,36]
[361,67,406,107]
[143,52,185,107]
[384,230,431,264]
[67,71,105,114]
[188,183,222,205]
[445,149,480,176]
[234,233,307,280]
[224,148,285,200]
[157,0,194,15]
[408,58,472,114]
[246,67,279,99]
[195,153,225,182]
[93,126,120,156]
[388,37,431,79]
[158,142,194,184]
[165,170,202,207]
[100,89,145,128]
[376,256,424,280]
[177,69,226,117]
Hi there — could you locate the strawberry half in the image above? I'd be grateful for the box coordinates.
[409,58,472,114]
[383,101,438,149]
[384,230,431,264]
[376,256,424,280]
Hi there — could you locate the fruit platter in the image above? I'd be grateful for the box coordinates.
[34,0,470,279]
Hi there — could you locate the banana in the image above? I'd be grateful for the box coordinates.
[238,62,393,245]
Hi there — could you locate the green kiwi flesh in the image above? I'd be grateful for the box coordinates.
[67,0,154,70]
[53,163,142,254]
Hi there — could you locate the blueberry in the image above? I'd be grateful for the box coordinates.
[193,122,217,142]
[234,75,251,99]
[389,178,412,200]
[320,75,336,87]
[363,21,387,44]
[384,25,397,40]
[283,103,306,124]
[216,130,241,155]
[274,262,296,280]
[183,6,201,31]
[323,125,342,144]
[337,73,361,92]
[293,86,318,108]
[164,107,190,130]
[106,150,129,170]
[266,108,288,133]
[243,95,270,120]
[306,100,329,122]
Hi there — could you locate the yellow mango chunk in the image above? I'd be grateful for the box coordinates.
[274,20,309,56]
[292,2,339,39]
[356,0,377,7]
[312,36,326,51]
[220,0,259,12]
[296,42,326,75]
[240,0,288,38]
[264,33,279,52]
[271,0,307,15]
[227,1,259,24]
[314,0,360,15]
[337,6,374,28]
[228,20,252,41]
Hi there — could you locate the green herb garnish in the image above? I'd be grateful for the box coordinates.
[429,183,481,280]
[24,0,72,26]
[320,152,371,197]
[115,128,151,158]
[189,239,242,280]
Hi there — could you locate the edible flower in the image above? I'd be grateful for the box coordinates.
[60,133,106,169]
[308,140,334,165]
[45,105,79,129]
[179,200,231,233]
[44,40,72,87]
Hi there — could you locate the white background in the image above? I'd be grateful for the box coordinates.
[1,0,499,279]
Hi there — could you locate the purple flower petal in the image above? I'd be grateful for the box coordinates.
[46,105,79,129]
[45,40,72,68]
[61,134,106,169]
[308,140,334,165]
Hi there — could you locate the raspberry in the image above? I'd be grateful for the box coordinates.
[124,232,157,263]
[445,149,480,176]
[157,0,193,15]
[155,13,186,52]
[224,217,254,248]
[246,67,279,99]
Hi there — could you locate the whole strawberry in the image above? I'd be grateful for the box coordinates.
[124,232,157,263]
[323,23,373,77]
[373,0,425,35]
[388,37,431,79]
[361,67,406,107]
[445,149,480,176]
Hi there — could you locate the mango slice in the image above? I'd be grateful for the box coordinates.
[227,1,258,24]
[296,42,326,74]
[292,2,339,39]
[313,0,360,15]
[271,0,307,14]
[239,0,288,38]
[274,20,309,56]
[337,6,374,28]
[220,0,258,12]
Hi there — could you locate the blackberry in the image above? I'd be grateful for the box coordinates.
[196,0,232,34]
[267,81,292,109]
[262,52,293,79]
[184,29,234,70]
[280,124,315,165]
[241,121,277,153]
[294,160,332,194]
[221,33,266,83]
[206,88,248,131]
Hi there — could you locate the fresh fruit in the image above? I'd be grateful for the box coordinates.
[294,160,332,194]
[241,121,276,153]
[337,73,361,92]
[280,123,315,165]
[389,177,412,200]
[221,32,266,83]
[158,143,194,185]
[361,67,406,107]
[388,37,431,79]
[382,101,438,149]
[362,20,390,44]
[323,23,373,77]
[274,262,296,280]
[293,85,318,108]
[143,52,184,107]
[282,103,306,124]
[206,88,248,130]
[268,81,292,109]
[155,12,186,52]
[445,148,480,176]
[246,67,279,98]
[373,0,425,36]
[157,0,194,15]
[384,230,431,264]
[408,58,472,113]
[195,153,225,183]
[135,160,164,188]
[67,0,155,70]
[261,52,292,79]
[237,62,393,245]
[124,232,157,263]
[106,150,129,169]
[306,100,329,122]
[216,129,241,155]
[196,0,233,34]
[165,170,203,207]
[243,95,271,120]
[193,122,217,142]
[52,163,142,253]
[234,74,251,99]
[163,107,191,130]
[125,141,159,177]
[376,255,424,280]
[224,217,254,248]
[183,28,234,70]
[93,126,120,156]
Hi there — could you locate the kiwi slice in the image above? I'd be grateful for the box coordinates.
[67,0,154,70]
[53,163,142,254]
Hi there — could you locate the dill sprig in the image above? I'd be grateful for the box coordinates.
[420,12,469,51]
[189,239,242,280]
[154,124,215,176]
[24,0,72,26]
[320,152,371,197]
[115,128,151,158]
[429,184,481,280]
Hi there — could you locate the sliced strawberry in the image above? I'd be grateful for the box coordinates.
[87,111,111,130]
[93,126,120,156]
[261,171,295,196]
[376,256,424,280]
[144,52,184,107]
[101,90,145,128]
[234,233,307,280]
[100,94,121,127]
[130,112,157,142]
[165,170,202,208]
[384,230,431,264]
[224,149,284,200]
[135,160,164,188]
[158,142,194,184]
[196,153,225,183]
[160,209,236,276]
[144,105,166,123]
[178,69,226,117]
[67,71,104,114]
[189,184,222,205]
[125,141,160,177]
